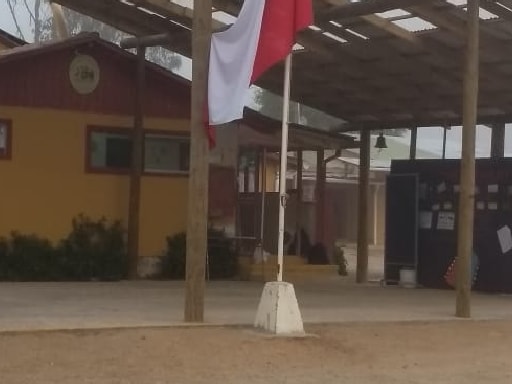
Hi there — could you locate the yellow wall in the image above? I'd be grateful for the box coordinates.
[0,105,189,257]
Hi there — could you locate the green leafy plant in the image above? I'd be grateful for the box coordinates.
[0,232,59,281]
[58,215,127,281]
[161,228,237,280]
[333,242,348,276]
[0,215,127,282]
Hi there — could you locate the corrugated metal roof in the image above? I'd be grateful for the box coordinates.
[0,29,26,48]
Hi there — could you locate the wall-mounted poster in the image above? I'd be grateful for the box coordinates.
[419,211,433,229]
[497,225,512,254]
[437,211,455,231]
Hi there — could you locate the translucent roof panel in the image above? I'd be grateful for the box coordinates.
[376,9,411,19]
[392,16,437,32]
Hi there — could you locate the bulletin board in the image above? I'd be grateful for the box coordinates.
[384,174,419,284]
[387,159,512,293]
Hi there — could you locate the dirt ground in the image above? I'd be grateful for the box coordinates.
[1,321,512,384]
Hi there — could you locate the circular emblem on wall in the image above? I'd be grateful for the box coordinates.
[69,54,100,95]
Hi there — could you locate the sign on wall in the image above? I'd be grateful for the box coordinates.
[69,54,100,95]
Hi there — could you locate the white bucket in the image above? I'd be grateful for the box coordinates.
[399,268,417,288]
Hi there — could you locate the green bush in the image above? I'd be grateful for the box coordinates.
[333,242,348,276]
[0,215,126,281]
[161,232,187,279]
[0,233,60,281]
[58,215,127,281]
[161,228,237,280]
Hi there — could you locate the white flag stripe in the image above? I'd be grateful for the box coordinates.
[208,0,266,125]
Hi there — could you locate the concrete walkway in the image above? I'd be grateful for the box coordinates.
[1,279,512,332]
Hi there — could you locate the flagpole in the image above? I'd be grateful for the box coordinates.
[277,53,292,282]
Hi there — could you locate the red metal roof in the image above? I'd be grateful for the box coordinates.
[0,29,26,49]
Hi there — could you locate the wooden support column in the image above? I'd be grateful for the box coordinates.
[442,126,449,160]
[410,127,417,160]
[491,123,505,159]
[296,150,303,256]
[315,149,326,245]
[357,130,370,284]
[184,0,211,323]
[127,45,146,280]
[456,0,480,319]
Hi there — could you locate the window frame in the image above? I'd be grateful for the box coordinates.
[85,125,190,176]
[0,119,12,160]
[143,132,190,176]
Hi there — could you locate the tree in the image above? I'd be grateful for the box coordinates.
[254,88,344,131]
[5,0,181,71]
[6,0,52,42]
[254,89,408,136]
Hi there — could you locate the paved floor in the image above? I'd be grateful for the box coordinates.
[1,278,512,332]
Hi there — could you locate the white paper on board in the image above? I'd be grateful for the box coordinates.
[437,182,447,193]
[476,201,485,210]
[488,202,498,211]
[432,204,440,211]
[488,184,499,193]
[437,211,455,230]
[443,202,453,210]
[419,211,433,229]
[497,225,512,254]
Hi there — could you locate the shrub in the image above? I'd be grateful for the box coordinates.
[0,233,59,281]
[161,228,237,280]
[58,215,127,281]
[0,215,126,282]
[333,242,348,276]
[161,232,187,279]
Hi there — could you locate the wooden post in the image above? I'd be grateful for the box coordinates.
[373,184,379,246]
[50,2,68,39]
[491,123,505,159]
[296,150,303,256]
[357,130,370,283]
[442,126,448,159]
[127,46,146,280]
[456,0,480,319]
[184,0,211,322]
[410,126,417,160]
[315,150,326,245]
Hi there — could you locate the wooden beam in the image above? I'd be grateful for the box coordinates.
[53,0,192,56]
[50,2,69,38]
[491,122,506,158]
[357,130,370,284]
[296,150,303,257]
[410,126,417,160]
[456,0,480,319]
[442,125,449,160]
[317,0,434,21]
[315,150,326,246]
[120,33,188,49]
[127,46,146,279]
[184,0,211,323]
[480,0,512,22]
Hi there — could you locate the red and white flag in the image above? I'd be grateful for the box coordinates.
[207,0,313,129]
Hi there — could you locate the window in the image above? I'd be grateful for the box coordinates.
[144,134,189,174]
[90,130,132,171]
[0,119,12,160]
[87,127,190,174]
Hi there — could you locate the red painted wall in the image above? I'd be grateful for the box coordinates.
[0,43,190,118]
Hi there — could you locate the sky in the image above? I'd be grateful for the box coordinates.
[1,0,512,159]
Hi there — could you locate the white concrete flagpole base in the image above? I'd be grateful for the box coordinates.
[254,281,305,335]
